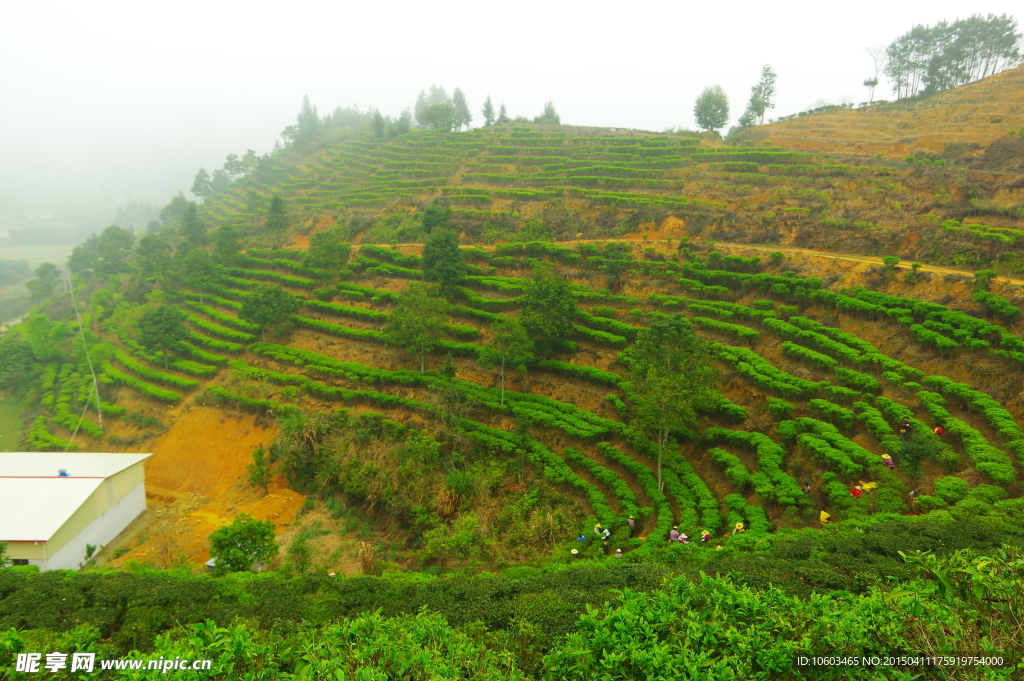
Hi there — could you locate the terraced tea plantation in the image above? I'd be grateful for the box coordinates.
[26,230,1024,560]
[198,126,1024,273]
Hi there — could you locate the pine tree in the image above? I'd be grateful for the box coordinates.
[265,195,288,245]
[452,87,472,130]
[482,95,495,126]
[534,101,561,125]
[497,103,509,124]
[180,203,207,247]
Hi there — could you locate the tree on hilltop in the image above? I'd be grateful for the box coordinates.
[737,65,777,129]
[422,227,467,289]
[864,44,886,103]
[452,88,472,130]
[281,95,324,150]
[482,95,495,126]
[497,103,510,124]
[422,103,455,132]
[415,85,451,127]
[384,282,449,372]
[885,15,1022,98]
[694,86,730,131]
[534,101,561,125]
[240,284,300,342]
[160,194,191,227]
[752,65,777,124]
[371,109,386,139]
[620,314,717,491]
[191,169,212,202]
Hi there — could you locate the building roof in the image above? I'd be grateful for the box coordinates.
[0,452,151,542]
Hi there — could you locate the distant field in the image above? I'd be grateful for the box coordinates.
[0,246,72,321]
[0,245,73,269]
[0,397,25,452]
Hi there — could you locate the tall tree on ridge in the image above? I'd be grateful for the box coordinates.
[481,94,495,126]
[693,86,730,132]
[452,88,472,130]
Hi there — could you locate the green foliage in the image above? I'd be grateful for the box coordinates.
[478,317,533,404]
[422,227,468,288]
[67,225,135,278]
[303,229,352,282]
[693,85,730,131]
[421,198,453,233]
[112,349,198,389]
[24,262,61,302]
[184,313,254,342]
[239,284,302,342]
[782,340,837,369]
[521,267,579,357]
[767,398,794,418]
[136,305,188,361]
[247,445,271,494]
[384,282,450,372]
[208,513,279,575]
[708,447,752,488]
[102,362,182,402]
[934,476,970,504]
[622,315,717,490]
[264,194,288,237]
[544,548,1024,680]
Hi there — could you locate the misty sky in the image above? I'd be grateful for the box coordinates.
[1,0,1021,225]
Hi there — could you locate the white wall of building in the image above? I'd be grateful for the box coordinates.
[42,481,147,571]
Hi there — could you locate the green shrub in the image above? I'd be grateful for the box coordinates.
[767,398,794,418]
[933,476,969,504]
[968,484,1008,504]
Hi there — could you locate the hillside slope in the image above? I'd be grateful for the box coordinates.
[736,64,1024,160]
[4,73,1024,575]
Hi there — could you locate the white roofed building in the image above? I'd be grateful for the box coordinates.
[0,452,151,571]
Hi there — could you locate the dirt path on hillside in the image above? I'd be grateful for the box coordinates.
[551,238,1024,288]
[706,242,1024,287]
[367,238,1024,288]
